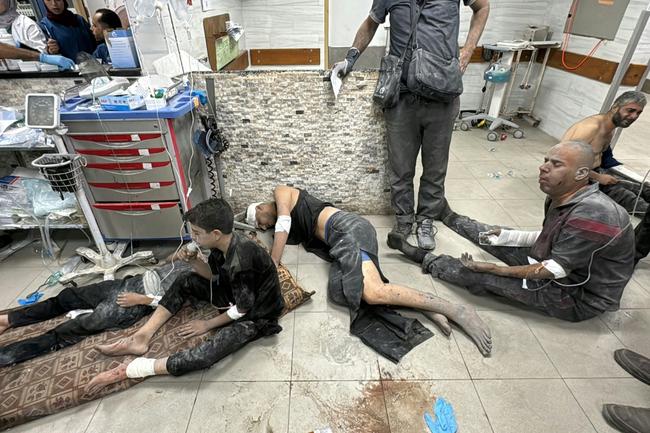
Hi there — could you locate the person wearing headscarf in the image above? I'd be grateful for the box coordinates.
[40,0,95,62]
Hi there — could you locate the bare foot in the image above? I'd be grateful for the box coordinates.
[450,305,492,356]
[0,315,9,335]
[85,362,129,395]
[419,310,452,336]
[96,335,149,356]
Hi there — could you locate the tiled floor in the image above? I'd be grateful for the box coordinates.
[2,113,650,433]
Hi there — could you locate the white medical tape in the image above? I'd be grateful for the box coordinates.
[226,305,245,320]
[493,229,541,247]
[146,294,162,307]
[275,215,291,233]
[246,202,262,227]
[125,357,156,378]
[542,259,568,279]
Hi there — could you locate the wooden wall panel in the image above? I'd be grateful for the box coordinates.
[250,49,320,66]
[465,46,645,86]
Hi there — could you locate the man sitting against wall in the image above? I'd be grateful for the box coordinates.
[245,185,493,361]
[562,91,647,215]
[390,141,635,322]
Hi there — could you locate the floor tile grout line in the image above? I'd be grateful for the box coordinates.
[377,359,393,433]
[182,381,203,433]
[82,396,104,433]
[522,317,563,378]
[287,310,297,432]
[450,329,496,433]
[597,315,628,348]
[522,317,599,432]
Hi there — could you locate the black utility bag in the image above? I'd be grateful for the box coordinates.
[406,2,463,102]
[372,0,423,109]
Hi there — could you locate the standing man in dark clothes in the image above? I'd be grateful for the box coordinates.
[85,198,284,393]
[331,0,489,250]
[391,141,635,321]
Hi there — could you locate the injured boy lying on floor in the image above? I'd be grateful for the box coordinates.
[84,198,285,394]
[389,141,635,321]
[0,253,191,367]
[245,185,492,361]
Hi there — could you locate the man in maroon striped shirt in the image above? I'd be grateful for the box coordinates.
[392,141,634,321]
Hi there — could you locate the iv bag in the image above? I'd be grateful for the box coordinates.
[134,0,159,20]
[169,0,190,24]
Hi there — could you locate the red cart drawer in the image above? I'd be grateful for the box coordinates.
[82,160,176,183]
[88,180,178,202]
[92,202,184,239]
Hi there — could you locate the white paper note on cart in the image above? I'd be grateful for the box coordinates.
[331,73,342,99]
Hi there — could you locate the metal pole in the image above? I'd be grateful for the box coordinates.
[205,76,217,118]
[529,47,552,114]
[600,3,650,114]
[214,156,227,199]
[51,134,111,259]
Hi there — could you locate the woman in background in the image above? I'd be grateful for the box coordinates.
[90,8,121,64]
[40,0,95,62]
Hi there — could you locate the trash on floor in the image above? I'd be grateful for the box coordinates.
[17,291,44,306]
[424,397,458,433]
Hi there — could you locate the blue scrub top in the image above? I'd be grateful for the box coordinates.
[40,15,96,62]
[93,43,110,64]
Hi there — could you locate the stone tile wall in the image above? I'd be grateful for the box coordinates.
[210,70,392,214]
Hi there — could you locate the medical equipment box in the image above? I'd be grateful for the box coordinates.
[98,94,145,111]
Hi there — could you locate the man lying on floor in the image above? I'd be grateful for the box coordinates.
[244,185,492,361]
[0,254,190,367]
[85,198,284,394]
[389,141,634,322]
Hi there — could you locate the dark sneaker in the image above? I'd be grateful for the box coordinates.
[602,404,650,433]
[614,349,650,386]
[387,222,412,249]
[416,219,437,250]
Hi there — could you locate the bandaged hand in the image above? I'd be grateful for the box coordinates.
[460,252,496,273]
[178,320,211,338]
[117,292,151,307]
[478,228,501,244]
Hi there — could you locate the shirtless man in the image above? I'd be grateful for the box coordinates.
[562,91,647,214]
[246,186,492,361]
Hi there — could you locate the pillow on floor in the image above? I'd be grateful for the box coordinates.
[248,232,315,315]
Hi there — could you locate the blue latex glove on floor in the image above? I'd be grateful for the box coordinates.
[424,397,458,433]
[18,291,44,306]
